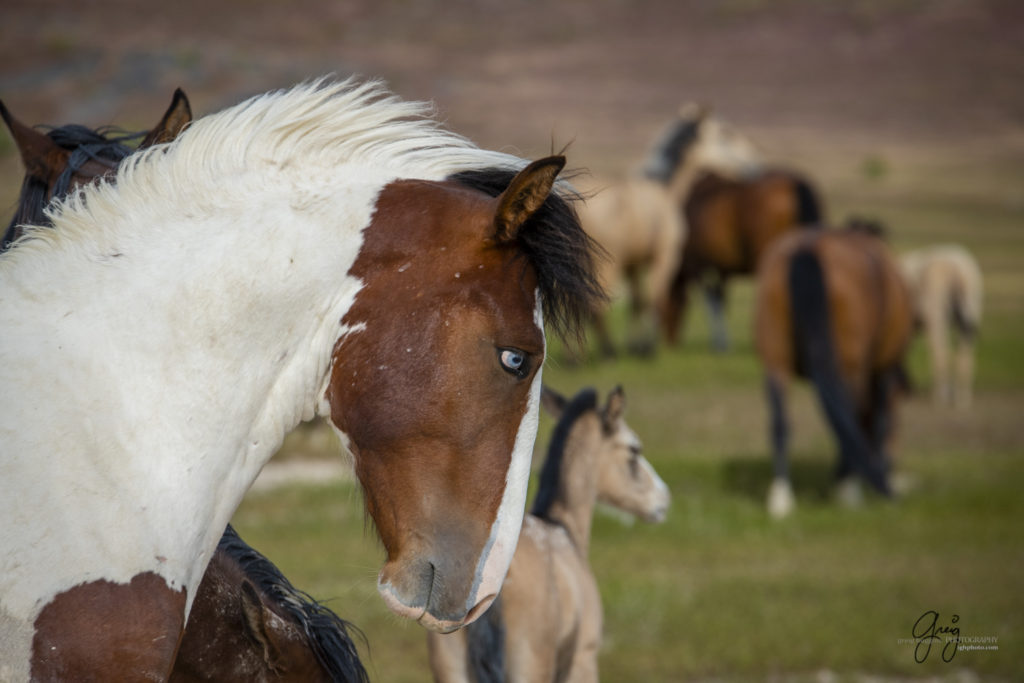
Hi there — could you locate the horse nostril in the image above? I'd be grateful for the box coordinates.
[464,593,497,625]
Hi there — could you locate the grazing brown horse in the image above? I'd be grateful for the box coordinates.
[664,167,825,350]
[901,243,983,408]
[0,79,602,679]
[754,226,912,517]
[427,385,670,682]
[171,525,368,683]
[2,99,368,682]
[577,105,760,357]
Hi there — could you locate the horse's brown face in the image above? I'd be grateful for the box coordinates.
[327,160,566,632]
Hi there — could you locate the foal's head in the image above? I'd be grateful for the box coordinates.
[643,103,760,184]
[538,385,671,523]
[326,156,603,632]
[0,89,191,248]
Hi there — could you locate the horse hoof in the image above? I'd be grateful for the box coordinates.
[767,478,795,518]
[835,478,863,507]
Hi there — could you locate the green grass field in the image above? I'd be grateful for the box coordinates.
[231,143,1024,682]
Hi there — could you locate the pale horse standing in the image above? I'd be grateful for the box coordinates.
[427,385,670,682]
[900,244,983,408]
[577,105,761,356]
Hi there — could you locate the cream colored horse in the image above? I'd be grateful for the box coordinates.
[577,105,760,356]
[427,385,669,683]
[901,244,983,408]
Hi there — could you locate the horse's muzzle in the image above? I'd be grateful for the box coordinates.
[377,557,497,633]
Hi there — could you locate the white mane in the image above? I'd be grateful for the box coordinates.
[1,77,522,269]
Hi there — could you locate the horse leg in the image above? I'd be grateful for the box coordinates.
[662,268,691,347]
[625,265,655,357]
[704,276,730,352]
[924,303,951,405]
[765,372,795,518]
[953,332,976,409]
[589,309,618,360]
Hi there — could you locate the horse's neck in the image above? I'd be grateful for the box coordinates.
[0,182,373,600]
[544,423,601,555]
[666,158,703,203]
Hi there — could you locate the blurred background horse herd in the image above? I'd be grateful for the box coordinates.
[2,1,1022,681]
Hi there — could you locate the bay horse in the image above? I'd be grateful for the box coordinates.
[170,525,368,683]
[577,104,760,357]
[754,226,912,518]
[664,166,825,350]
[1,88,192,250]
[900,243,983,408]
[0,78,603,679]
[427,385,670,682]
[2,98,368,681]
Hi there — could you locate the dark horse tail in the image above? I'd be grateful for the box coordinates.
[788,248,890,495]
[793,175,824,227]
[465,595,506,683]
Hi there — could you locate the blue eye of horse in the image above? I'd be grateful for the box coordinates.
[498,348,530,378]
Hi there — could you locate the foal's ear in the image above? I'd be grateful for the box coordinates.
[540,385,568,419]
[139,88,193,149]
[602,385,626,432]
[240,580,284,672]
[492,155,566,243]
[0,100,69,179]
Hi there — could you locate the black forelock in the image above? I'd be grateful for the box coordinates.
[218,525,370,683]
[530,387,599,521]
[448,167,607,345]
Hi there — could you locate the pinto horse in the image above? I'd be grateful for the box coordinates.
[664,166,825,350]
[577,105,760,357]
[901,243,983,408]
[754,226,912,518]
[0,78,603,680]
[427,385,670,682]
[171,525,368,683]
[2,97,369,681]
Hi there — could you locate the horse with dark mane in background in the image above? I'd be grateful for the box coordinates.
[754,224,912,518]
[2,94,370,682]
[1,89,192,250]
[577,104,760,357]
[427,385,669,682]
[171,525,368,683]
[662,166,825,351]
[0,78,603,679]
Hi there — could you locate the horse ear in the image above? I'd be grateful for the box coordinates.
[138,88,192,149]
[240,580,284,672]
[0,99,69,178]
[540,385,567,419]
[678,102,709,123]
[492,155,565,243]
[602,385,626,432]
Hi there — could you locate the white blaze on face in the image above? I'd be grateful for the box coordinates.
[465,296,544,615]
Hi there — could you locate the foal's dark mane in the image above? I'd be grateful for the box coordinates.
[3,123,138,250]
[448,168,606,344]
[218,525,370,683]
[530,388,599,521]
[642,117,701,185]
